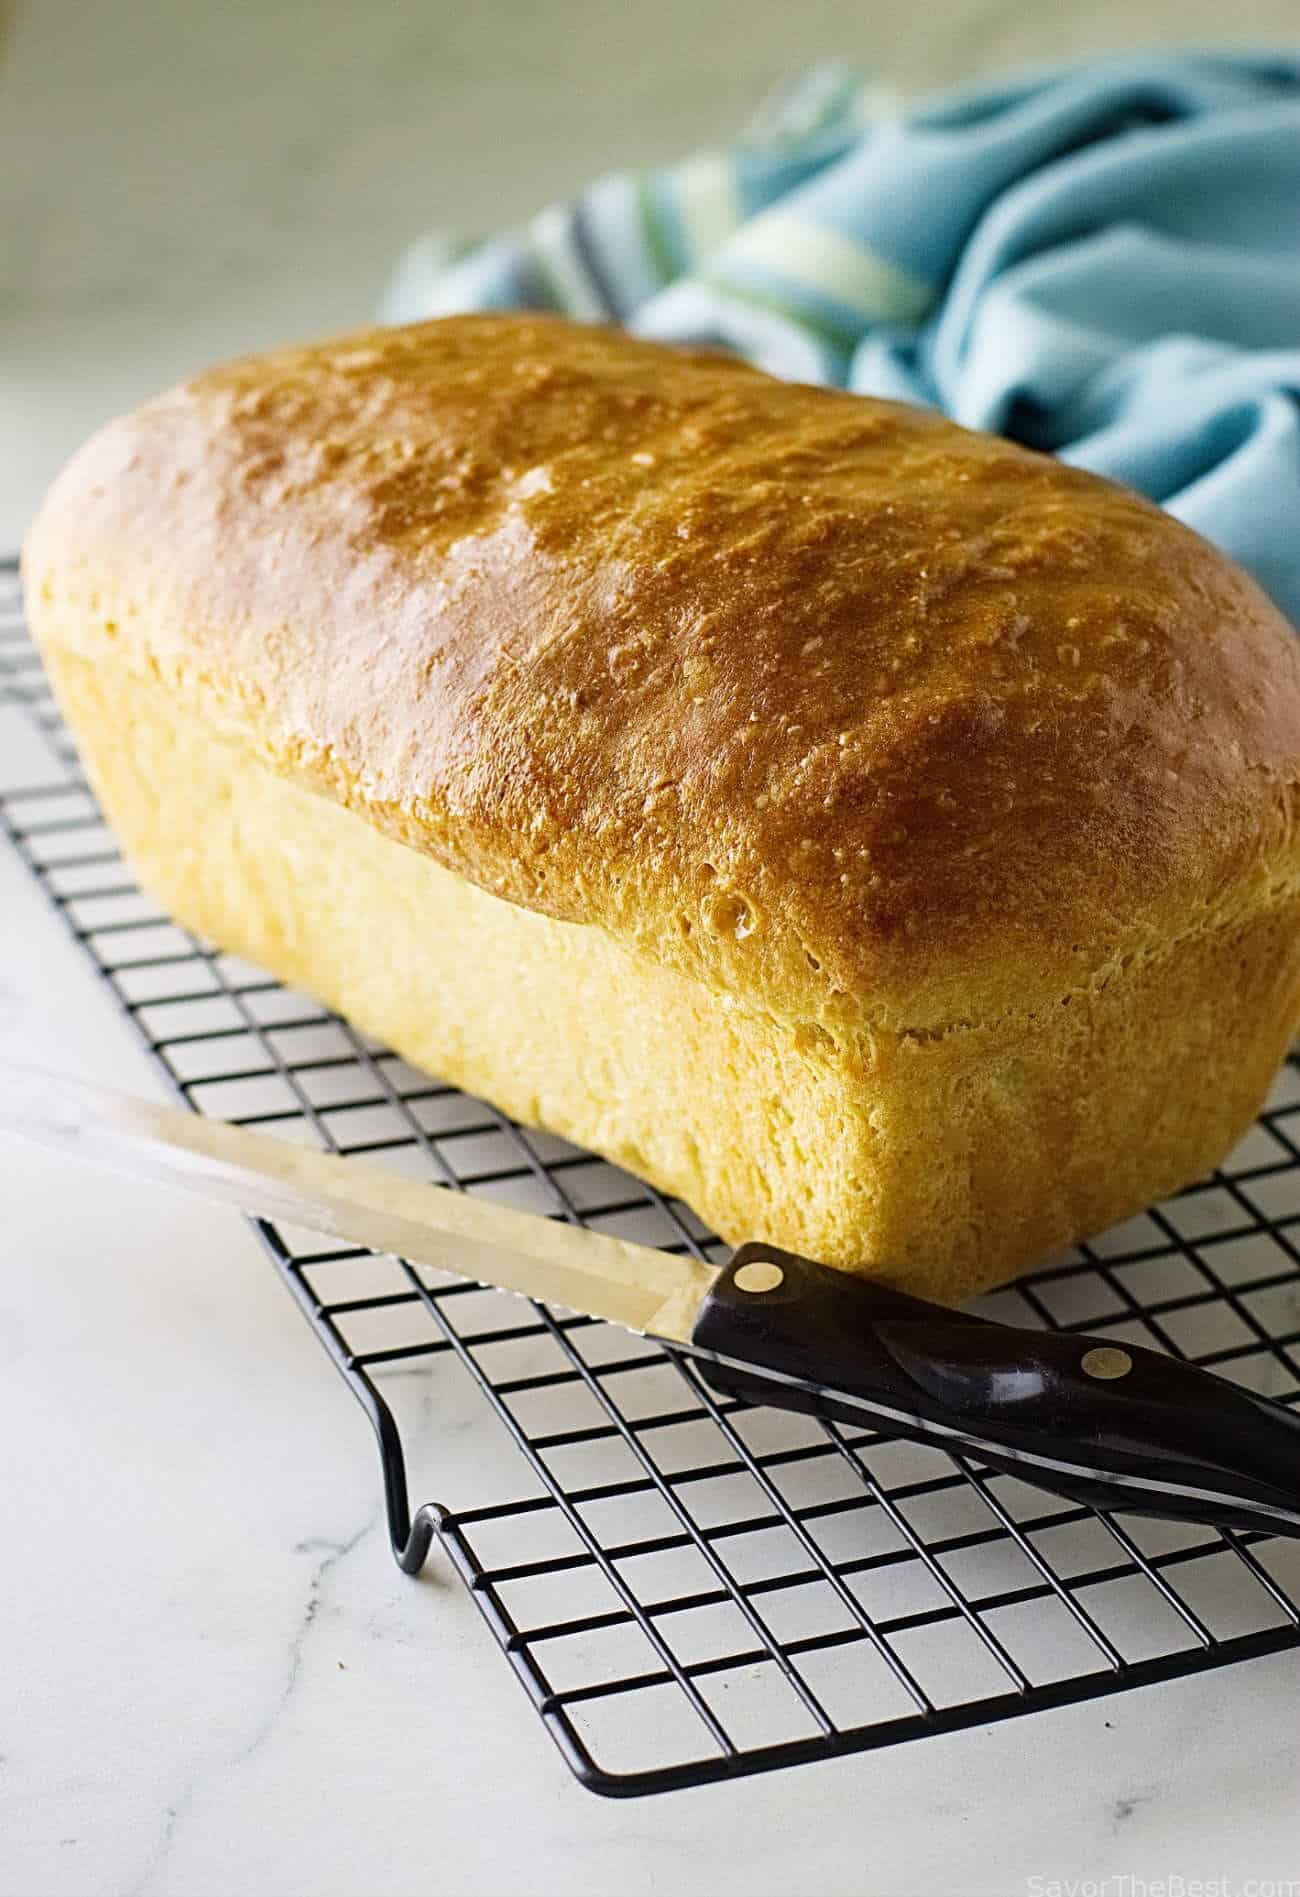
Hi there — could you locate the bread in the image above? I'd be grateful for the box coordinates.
[23,313,1300,1302]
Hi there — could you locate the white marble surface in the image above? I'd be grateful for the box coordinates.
[4,3,1300,1893]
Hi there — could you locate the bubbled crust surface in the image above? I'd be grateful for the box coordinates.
[26,313,1300,1032]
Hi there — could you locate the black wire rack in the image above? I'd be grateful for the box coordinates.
[4,556,1300,1798]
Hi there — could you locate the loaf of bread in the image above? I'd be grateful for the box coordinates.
[24,314,1300,1301]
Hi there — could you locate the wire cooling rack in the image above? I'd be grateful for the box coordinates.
[3,558,1300,1797]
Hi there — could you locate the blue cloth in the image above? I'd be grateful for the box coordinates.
[384,53,1300,624]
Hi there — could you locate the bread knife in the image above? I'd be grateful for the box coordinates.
[5,1061,1299,1542]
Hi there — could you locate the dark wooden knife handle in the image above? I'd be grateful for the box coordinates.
[688,1243,1300,1539]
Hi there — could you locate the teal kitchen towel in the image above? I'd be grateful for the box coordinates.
[384,52,1300,624]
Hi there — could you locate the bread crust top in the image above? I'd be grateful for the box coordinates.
[26,313,1300,1032]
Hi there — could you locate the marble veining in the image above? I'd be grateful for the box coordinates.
[122,1513,381,1897]
[5,3,1300,1891]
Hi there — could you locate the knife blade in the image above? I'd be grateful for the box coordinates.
[0,1060,716,1339]
[4,1059,1299,1541]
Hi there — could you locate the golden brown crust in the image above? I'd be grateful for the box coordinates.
[24,312,1300,1033]
[38,640,1300,1300]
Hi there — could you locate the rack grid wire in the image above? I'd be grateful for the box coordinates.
[4,557,1300,1797]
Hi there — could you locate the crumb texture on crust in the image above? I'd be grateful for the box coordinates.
[43,644,1300,1300]
[24,312,1300,1034]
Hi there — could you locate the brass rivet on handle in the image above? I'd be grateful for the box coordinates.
[733,1260,785,1295]
[1081,1345,1133,1381]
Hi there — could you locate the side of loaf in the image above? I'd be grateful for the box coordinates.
[24,314,1300,1302]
